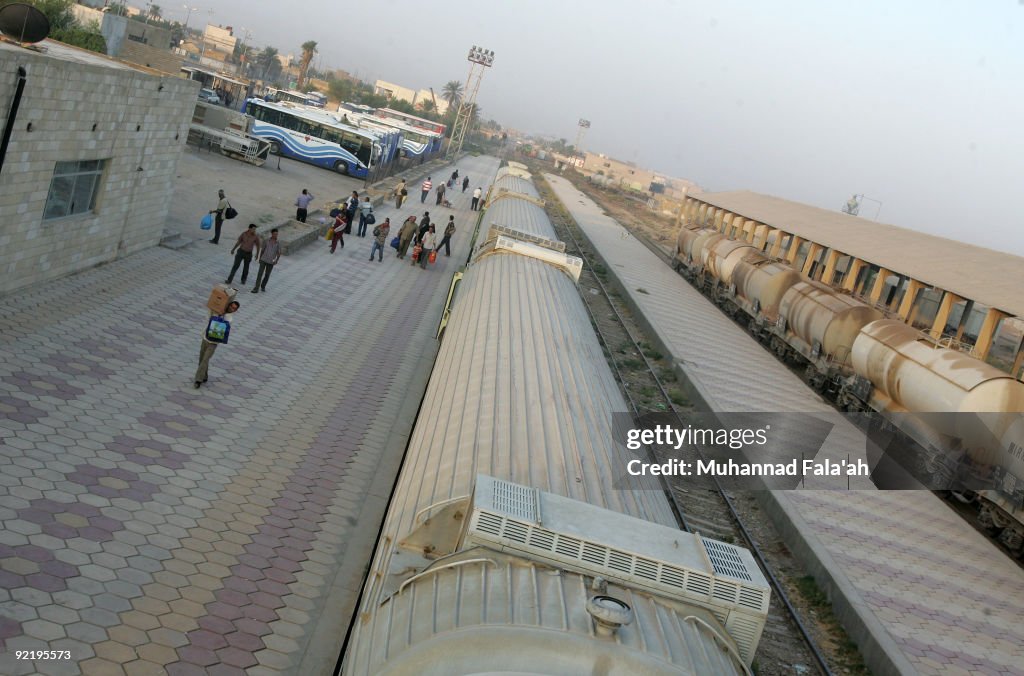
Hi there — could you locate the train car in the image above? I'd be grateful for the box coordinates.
[673,221,1024,555]
[342,170,771,675]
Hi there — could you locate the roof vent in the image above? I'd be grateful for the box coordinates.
[463,475,770,665]
[473,235,583,283]
[586,595,633,638]
[485,223,566,253]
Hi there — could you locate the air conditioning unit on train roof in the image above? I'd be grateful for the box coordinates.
[463,475,771,665]
[473,234,583,283]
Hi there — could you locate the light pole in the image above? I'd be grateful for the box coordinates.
[573,118,590,167]
[182,4,197,32]
[446,45,494,160]
[842,193,883,220]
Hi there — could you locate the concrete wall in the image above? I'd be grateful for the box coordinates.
[0,42,198,296]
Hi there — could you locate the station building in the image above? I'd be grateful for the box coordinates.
[0,38,198,296]
[682,191,1024,378]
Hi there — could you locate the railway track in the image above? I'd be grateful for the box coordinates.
[532,172,863,676]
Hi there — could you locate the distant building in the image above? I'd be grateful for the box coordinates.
[373,80,447,114]
[202,25,237,55]
[0,40,197,296]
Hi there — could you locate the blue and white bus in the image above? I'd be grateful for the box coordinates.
[244,99,395,178]
[342,111,443,160]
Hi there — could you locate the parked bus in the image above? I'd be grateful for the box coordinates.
[346,111,443,159]
[375,107,447,136]
[263,88,325,108]
[243,99,395,177]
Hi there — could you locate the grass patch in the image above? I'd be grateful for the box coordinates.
[620,357,646,370]
[795,575,829,607]
[668,389,689,406]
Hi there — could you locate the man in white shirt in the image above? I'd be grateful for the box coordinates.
[295,189,315,223]
[471,187,483,211]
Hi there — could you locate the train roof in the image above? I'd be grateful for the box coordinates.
[693,190,1024,318]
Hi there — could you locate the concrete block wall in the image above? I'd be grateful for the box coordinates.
[0,42,199,296]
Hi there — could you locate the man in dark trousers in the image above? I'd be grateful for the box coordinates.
[462,176,470,193]
[252,228,281,293]
[225,224,261,286]
[295,189,315,223]
[416,212,431,244]
[435,180,446,206]
[437,216,456,257]
[209,189,227,243]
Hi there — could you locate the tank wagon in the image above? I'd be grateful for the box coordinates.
[674,224,1024,554]
[341,170,772,675]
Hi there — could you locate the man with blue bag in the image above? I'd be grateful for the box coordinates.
[195,287,239,388]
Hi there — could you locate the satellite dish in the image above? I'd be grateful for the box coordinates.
[0,3,51,44]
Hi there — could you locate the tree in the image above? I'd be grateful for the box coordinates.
[417,99,436,114]
[148,4,162,21]
[0,0,106,53]
[297,40,317,89]
[328,78,355,103]
[441,80,463,109]
[256,46,281,82]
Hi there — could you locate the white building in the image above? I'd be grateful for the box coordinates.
[0,40,197,295]
[373,80,447,114]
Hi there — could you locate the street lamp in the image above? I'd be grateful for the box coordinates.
[182,4,197,31]
[447,44,495,159]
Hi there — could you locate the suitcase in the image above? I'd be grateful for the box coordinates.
[207,284,237,313]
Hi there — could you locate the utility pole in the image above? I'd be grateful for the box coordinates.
[446,45,494,160]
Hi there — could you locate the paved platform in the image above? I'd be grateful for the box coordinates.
[545,174,1024,676]
[0,155,499,676]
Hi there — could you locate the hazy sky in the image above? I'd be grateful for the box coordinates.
[185,0,1023,255]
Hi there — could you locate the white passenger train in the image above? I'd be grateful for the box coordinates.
[341,166,771,675]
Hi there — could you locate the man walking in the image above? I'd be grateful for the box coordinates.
[209,189,228,243]
[195,300,240,388]
[369,218,391,262]
[435,180,446,206]
[394,178,407,209]
[396,216,417,259]
[252,228,281,293]
[345,191,359,234]
[225,224,261,285]
[294,189,315,223]
[471,187,482,211]
[358,195,374,237]
[437,216,456,257]
[462,176,470,193]
[420,176,432,203]
[417,212,431,244]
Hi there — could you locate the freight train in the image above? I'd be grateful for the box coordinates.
[673,223,1024,555]
[340,167,772,675]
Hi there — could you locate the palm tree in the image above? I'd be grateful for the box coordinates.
[256,46,279,81]
[297,40,317,89]
[441,80,463,109]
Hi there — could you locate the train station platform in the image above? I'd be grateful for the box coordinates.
[0,155,499,676]
[544,173,1024,676]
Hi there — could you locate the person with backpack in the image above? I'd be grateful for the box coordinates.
[396,215,418,259]
[369,218,391,262]
[208,189,228,244]
[437,216,456,257]
[358,195,375,237]
[195,300,240,388]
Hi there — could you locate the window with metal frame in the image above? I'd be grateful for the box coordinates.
[43,160,107,220]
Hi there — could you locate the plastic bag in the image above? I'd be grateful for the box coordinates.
[366,213,376,225]
[390,236,400,250]
[201,214,213,230]
[325,227,335,241]
[429,250,437,264]
[205,316,231,344]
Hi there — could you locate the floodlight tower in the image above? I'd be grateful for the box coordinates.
[841,193,883,220]
[446,45,494,159]
[573,118,590,166]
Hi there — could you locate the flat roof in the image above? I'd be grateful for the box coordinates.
[693,190,1024,318]
[2,38,153,74]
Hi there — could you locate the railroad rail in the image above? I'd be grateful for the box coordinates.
[534,173,837,676]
